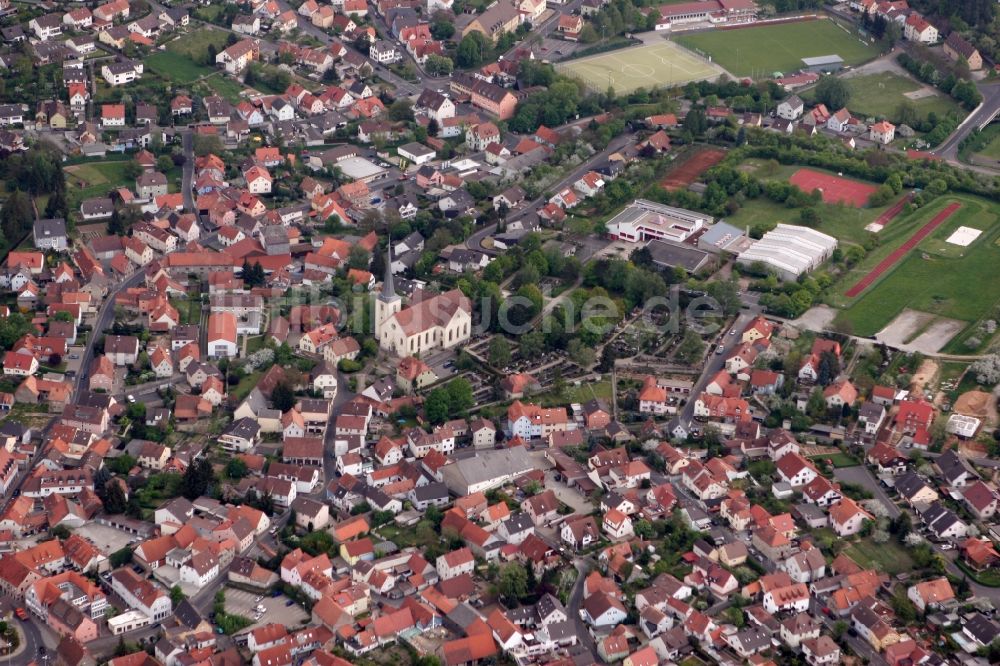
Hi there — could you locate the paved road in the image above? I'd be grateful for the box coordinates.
[905,448,1000,470]
[678,306,761,429]
[567,559,599,661]
[933,82,1000,162]
[181,129,195,213]
[73,270,146,396]
[467,132,637,254]
[499,0,586,61]
[832,465,901,519]
[272,0,426,96]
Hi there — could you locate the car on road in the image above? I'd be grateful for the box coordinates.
[69,354,79,359]
[127,395,136,403]
[285,599,295,606]
[15,607,27,620]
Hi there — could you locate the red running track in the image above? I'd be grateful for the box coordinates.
[872,192,914,228]
[845,202,962,298]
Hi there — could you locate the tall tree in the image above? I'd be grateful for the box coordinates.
[272,381,295,412]
[103,480,128,514]
[488,336,511,367]
[0,189,30,242]
[181,458,214,500]
[815,76,850,110]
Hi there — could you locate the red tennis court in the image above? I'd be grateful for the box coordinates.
[662,148,726,191]
[790,168,878,208]
[845,202,961,298]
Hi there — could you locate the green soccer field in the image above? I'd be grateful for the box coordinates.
[556,41,724,93]
[676,19,881,78]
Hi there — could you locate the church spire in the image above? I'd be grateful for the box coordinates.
[380,242,397,302]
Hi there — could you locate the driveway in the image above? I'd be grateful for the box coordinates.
[833,465,901,518]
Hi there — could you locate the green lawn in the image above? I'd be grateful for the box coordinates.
[246,336,265,355]
[232,369,263,401]
[971,124,1000,160]
[833,196,1000,336]
[846,537,914,576]
[556,40,723,93]
[194,5,225,22]
[724,196,891,246]
[146,51,214,84]
[65,161,132,211]
[535,378,613,407]
[165,28,230,63]
[198,75,245,103]
[676,19,881,78]
[806,72,960,123]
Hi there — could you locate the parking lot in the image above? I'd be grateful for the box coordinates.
[224,587,310,631]
[74,523,140,555]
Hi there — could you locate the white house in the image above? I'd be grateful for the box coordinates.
[179,552,220,588]
[829,497,873,537]
[869,120,895,145]
[207,313,238,358]
[904,13,938,43]
[436,548,475,580]
[777,95,804,121]
[762,583,810,615]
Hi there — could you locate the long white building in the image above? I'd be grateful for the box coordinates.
[736,224,837,281]
[606,200,712,243]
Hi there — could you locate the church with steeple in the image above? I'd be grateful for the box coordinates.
[375,246,473,358]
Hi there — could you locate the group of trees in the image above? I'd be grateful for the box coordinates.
[814,76,850,111]
[181,458,216,500]
[580,0,658,42]
[509,78,583,134]
[241,260,267,287]
[694,160,823,220]
[425,378,475,424]
[0,148,68,244]
[897,52,982,110]
[245,63,292,95]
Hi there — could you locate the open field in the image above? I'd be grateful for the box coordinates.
[65,161,131,210]
[557,41,723,93]
[199,74,246,103]
[846,538,914,576]
[845,202,961,297]
[833,196,1000,338]
[724,198,886,245]
[676,19,881,78]
[724,165,893,244]
[537,378,613,407]
[165,28,230,63]
[147,51,214,84]
[831,72,960,123]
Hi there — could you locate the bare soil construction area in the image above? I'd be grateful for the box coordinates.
[875,309,965,353]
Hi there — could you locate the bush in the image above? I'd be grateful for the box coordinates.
[338,358,362,373]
